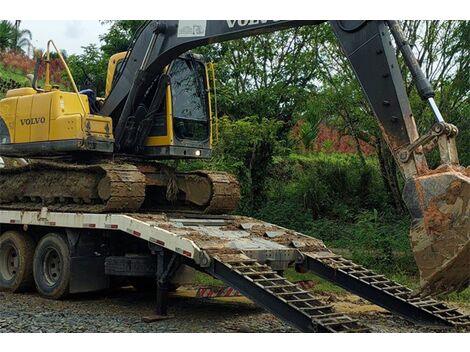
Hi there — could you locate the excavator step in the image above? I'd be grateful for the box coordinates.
[206,258,370,333]
[302,252,470,327]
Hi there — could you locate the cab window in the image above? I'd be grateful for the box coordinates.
[170,58,209,141]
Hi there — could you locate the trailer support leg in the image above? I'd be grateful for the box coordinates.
[143,248,181,323]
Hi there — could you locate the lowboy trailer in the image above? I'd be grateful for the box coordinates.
[0,207,469,332]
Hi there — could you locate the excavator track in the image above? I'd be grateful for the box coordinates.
[0,160,146,212]
[0,161,240,214]
[191,171,241,214]
[138,164,241,214]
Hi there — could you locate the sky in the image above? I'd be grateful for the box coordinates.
[20,21,111,56]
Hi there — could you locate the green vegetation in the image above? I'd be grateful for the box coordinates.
[0,62,29,83]
[0,20,32,54]
[66,20,145,95]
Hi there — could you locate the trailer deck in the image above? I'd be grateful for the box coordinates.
[1,207,469,332]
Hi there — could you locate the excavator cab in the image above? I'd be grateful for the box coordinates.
[106,51,212,159]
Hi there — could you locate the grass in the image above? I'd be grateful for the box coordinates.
[0,63,29,85]
[192,267,468,303]
[0,63,68,99]
[193,269,344,296]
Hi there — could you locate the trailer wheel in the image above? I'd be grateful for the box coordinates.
[0,231,36,292]
[33,233,70,299]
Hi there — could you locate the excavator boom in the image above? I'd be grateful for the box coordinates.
[100,20,469,296]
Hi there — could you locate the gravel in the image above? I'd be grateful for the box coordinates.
[0,289,295,333]
[0,289,468,333]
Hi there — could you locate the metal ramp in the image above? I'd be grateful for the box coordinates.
[302,252,470,328]
[207,256,369,332]
[167,215,470,330]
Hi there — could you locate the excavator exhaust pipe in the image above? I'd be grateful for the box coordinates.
[403,166,470,297]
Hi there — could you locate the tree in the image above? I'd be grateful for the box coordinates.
[99,20,146,58]
[67,44,108,95]
[0,21,16,52]
[399,20,470,166]
[65,21,146,96]
[197,25,328,134]
[0,20,32,54]
[214,116,283,212]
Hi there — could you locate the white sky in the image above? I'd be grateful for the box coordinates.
[20,21,111,56]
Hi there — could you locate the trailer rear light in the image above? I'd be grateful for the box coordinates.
[133,230,141,237]
[84,223,96,228]
[105,224,119,229]
[182,250,192,257]
[149,237,165,246]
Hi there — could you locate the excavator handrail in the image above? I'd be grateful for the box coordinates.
[43,40,88,117]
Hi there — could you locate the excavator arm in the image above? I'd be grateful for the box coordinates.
[101,20,469,296]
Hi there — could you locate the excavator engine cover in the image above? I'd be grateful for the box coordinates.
[403,166,470,296]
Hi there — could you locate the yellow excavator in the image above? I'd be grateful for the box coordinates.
[0,20,468,297]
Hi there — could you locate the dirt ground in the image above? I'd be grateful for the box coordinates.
[0,287,468,333]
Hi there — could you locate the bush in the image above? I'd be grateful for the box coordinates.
[0,51,69,88]
[287,153,390,219]
[212,116,284,212]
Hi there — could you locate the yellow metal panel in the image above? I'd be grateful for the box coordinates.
[49,114,83,140]
[50,91,89,120]
[105,51,127,97]
[5,87,37,98]
[0,97,18,142]
[14,95,35,143]
[144,85,173,147]
[29,93,51,142]
[83,115,113,138]
[204,63,213,146]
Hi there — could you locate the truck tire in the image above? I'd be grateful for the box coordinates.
[0,230,35,292]
[33,233,70,299]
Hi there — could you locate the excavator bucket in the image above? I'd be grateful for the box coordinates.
[403,165,470,297]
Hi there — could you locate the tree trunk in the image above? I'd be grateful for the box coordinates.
[376,136,407,214]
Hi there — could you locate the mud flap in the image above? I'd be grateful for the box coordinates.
[403,166,470,296]
[70,256,109,293]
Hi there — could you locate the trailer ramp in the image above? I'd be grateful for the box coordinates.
[303,252,470,328]
[165,215,470,330]
[208,255,369,332]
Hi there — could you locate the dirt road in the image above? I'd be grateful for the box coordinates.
[0,288,468,333]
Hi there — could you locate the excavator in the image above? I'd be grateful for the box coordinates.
[0,20,468,297]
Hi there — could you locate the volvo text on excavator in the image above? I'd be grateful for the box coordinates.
[0,20,468,297]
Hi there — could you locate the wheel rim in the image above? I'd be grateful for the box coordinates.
[0,242,19,281]
[42,247,62,286]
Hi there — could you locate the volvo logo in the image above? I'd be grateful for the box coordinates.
[226,20,280,29]
[20,117,46,126]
